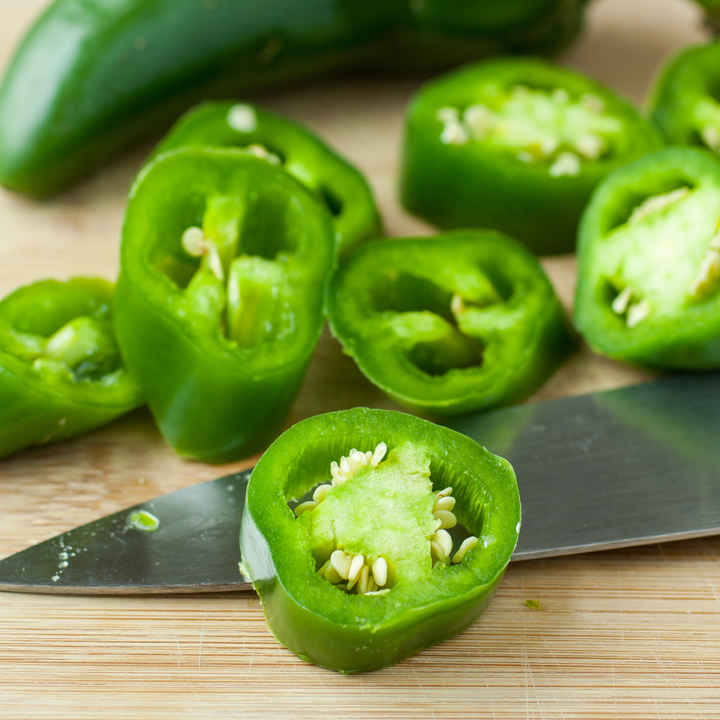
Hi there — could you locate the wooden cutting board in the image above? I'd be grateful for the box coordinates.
[2,0,720,717]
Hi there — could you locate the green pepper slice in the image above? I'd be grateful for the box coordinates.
[400,57,664,255]
[152,101,381,257]
[115,147,336,463]
[326,231,575,416]
[0,0,589,197]
[240,407,520,673]
[649,41,720,154]
[0,278,144,459]
[575,146,720,369]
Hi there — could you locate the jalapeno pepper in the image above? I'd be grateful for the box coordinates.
[114,147,335,463]
[575,146,720,369]
[0,0,589,196]
[326,231,575,416]
[649,41,720,154]
[239,407,520,673]
[0,278,144,459]
[400,57,664,255]
[152,102,380,257]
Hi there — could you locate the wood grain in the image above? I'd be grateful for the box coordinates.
[1,0,720,717]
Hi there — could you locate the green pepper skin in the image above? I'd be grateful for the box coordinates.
[0,0,589,196]
[115,147,336,463]
[649,42,720,151]
[0,278,144,459]
[574,147,720,369]
[240,407,521,673]
[400,57,664,255]
[326,231,575,416]
[380,0,589,72]
[153,101,381,257]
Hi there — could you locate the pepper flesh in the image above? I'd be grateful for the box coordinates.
[400,57,664,255]
[575,146,720,369]
[240,407,521,673]
[649,41,720,154]
[326,231,575,416]
[153,102,381,257]
[0,0,588,196]
[0,278,144,459]
[115,147,336,462]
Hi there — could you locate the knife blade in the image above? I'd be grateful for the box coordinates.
[2,373,720,595]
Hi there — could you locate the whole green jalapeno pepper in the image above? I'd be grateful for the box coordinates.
[400,57,664,255]
[575,146,720,369]
[0,0,589,196]
[114,147,336,463]
[326,230,575,416]
[153,101,381,257]
[239,407,521,673]
[649,41,720,154]
[0,278,144,459]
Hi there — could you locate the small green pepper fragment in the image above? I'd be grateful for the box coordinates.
[575,147,720,369]
[153,102,381,257]
[326,231,575,416]
[240,407,521,673]
[115,147,336,463]
[0,278,144,459]
[649,41,720,154]
[400,57,664,255]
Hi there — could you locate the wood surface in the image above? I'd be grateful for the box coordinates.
[1,0,720,717]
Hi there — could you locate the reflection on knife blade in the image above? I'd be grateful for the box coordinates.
[2,374,720,595]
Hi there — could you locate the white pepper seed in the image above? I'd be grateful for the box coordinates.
[702,125,720,153]
[358,564,370,594]
[433,509,457,529]
[430,540,447,564]
[549,152,581,177]
[463,104,495,139]
[432,529,453,558]
[434,495,456,512]
[312,484,332,502]
[452,536,479,564]
[626,299,651,329]
[628,187,690,225]
[348,554,364,583]
[574,133,605,161]
[451,293,465,315]
[611,286,633,315]
[245,143,281,165]
[440,121,469,146]
[436,107,459,124]
[181,227,206,257]
[689,247,720,298]
[227,103,257,133]
[294,500,318,517]
[324,562,343,585]
[331,550,352,580]
[372,557,388,587]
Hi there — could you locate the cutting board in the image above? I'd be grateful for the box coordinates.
[2,0,720,717]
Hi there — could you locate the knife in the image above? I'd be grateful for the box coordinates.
[2,373,720,595]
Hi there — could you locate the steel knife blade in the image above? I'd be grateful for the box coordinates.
[2,373,720,595]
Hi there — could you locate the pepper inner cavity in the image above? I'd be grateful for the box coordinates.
[600,182,720,323]
[9,315,121,382]
[372,272,503,376]
[437,85,622,176]
[294,441,479,596]
[180,194,291,348]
